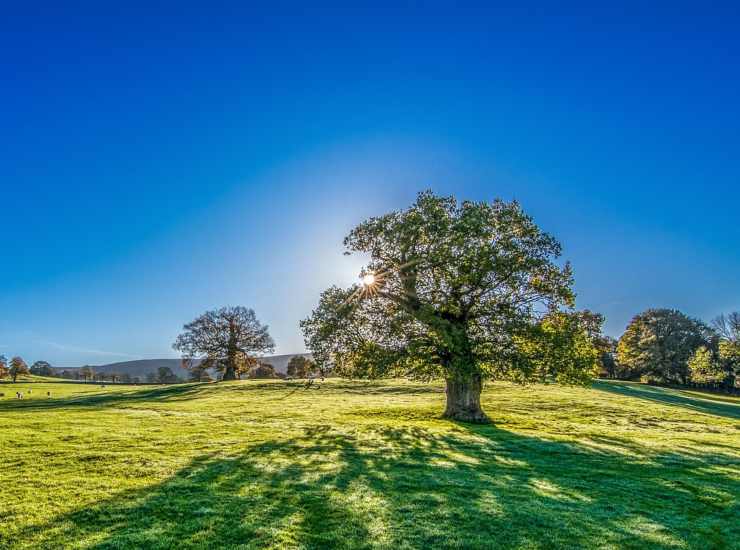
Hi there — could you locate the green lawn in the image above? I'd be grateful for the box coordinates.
[0,378,738,549]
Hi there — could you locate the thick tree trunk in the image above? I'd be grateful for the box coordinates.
[443,374,489,423]
[222,324,239,381]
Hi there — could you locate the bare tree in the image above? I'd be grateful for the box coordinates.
[173,306,275,381]
[712,312,740,343]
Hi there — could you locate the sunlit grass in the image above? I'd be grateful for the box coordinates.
[0,378,737,549]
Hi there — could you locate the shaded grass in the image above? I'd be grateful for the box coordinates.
[0,378,738,549]
[593,380,740,420]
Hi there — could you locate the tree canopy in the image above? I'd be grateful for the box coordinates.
[9,356,29,382]
[301,191,599,422]
[30,360,54,376]
[617,309,711,384]
[173,306,275,381]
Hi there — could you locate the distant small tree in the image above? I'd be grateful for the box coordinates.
[173,306,275,381]
[30,360,54,376]
[617,309,710,384]
[0,355,8,379]
[247,363,278,379]
[187,361,213,382]
[9,357,29,382]
[157,366,179,384]
[79,366,94,382]
[145,372,157,384]
[287,356,316,378]
[120,372,132,384]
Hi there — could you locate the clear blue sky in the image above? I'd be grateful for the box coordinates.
[1,3,738,367]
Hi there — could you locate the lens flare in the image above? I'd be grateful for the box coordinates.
[362,273,376,286]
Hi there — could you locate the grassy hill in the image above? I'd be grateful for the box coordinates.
[0,378,737,549]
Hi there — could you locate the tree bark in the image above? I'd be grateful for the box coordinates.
[443,374,489,423]
[222,323,239,381]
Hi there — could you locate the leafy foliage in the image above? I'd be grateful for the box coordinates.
[9,356,29,382]
[688,346,723,383]
[512,311,601,385]
[617,309,711,384]
[30,361,54,376]
[302,191,598,421]
[247,363,278,379]
[712,312,740,388]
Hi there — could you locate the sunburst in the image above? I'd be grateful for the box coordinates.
[359,270,384,298]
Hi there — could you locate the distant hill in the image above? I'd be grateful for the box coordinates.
[66,354,313,379]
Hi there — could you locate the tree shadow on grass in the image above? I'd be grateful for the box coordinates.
[0,384,209,412]
[0,381,444,414]
[593,381,740,420]
[9,422,738,549]
[218,380,445,396]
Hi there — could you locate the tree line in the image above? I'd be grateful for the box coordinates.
[604,309,739,390]
[0,351,320,385]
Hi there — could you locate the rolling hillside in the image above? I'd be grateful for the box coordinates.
[67,354,313,379]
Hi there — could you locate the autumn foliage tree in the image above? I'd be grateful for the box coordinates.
[173,306,275,381]
[301,191,599,422]
[9,356,29,382]
[0,355,8,379]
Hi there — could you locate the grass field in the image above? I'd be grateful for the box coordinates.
[0,378,738,549]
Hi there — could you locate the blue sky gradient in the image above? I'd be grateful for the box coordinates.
[1,3,739,366]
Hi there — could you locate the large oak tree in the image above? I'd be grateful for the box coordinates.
[173,306,275,381]
[301,191,599,422]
